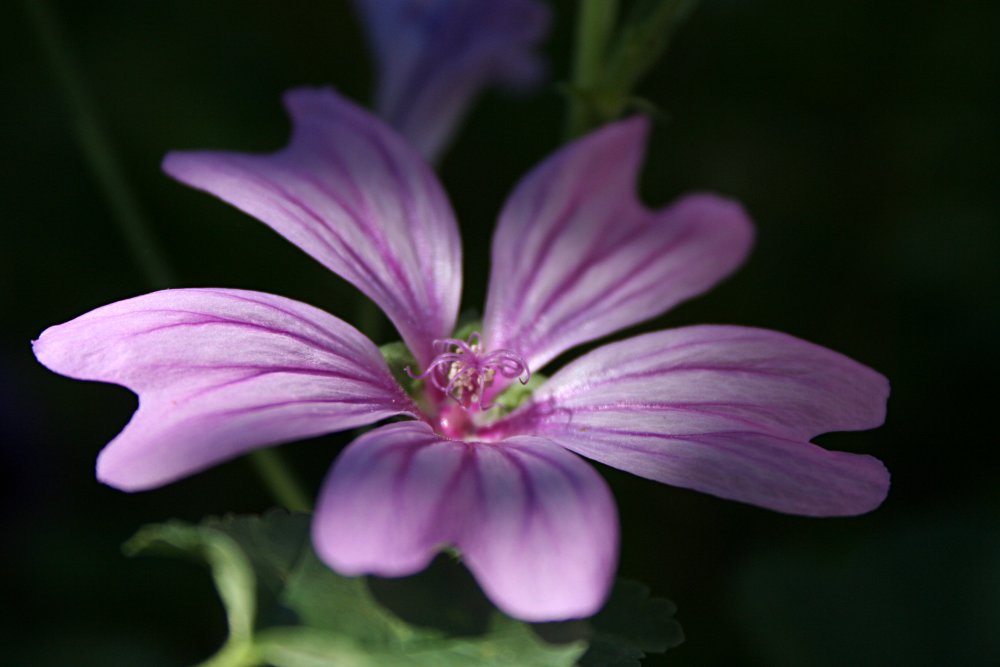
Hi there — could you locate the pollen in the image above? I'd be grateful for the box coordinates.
[407,332,529,410]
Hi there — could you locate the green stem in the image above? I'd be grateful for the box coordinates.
[25,0,174,289]
[248,450,312,513]
[195,639,263,667]
[27,0,311,513]
[566,0,619,139]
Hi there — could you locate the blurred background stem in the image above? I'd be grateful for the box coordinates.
[566,0,618,139]
[25,0,175,289]
[26,0,311,513]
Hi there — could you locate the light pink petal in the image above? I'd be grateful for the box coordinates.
[313,421,618,621]
[163,88,461,368]
[483,118,754,377]
[491,326,889,516]
[459,435,619,621]
[32,289,415,491]
[354,0,551,161]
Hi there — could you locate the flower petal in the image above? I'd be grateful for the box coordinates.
[459,435,619,621]
[313,421,618,621]
[483,118,754,376]
[353,0,551,161]
[33,289,415,491]
[492,326,889,516]
[163,88,461,368]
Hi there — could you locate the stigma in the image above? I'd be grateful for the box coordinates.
[407,332,529,411]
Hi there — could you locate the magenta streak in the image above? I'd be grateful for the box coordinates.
[120,313,364,365]
[524,219,700,357]
[518,203,639,335]
[245,168,413,328]
[193,289,366,352]
[425,445,477,545]
[554,401,790,435]
[325,107,454,321]
[301,129,426,321]
[198,161,361,281]
[178,369,394,405]
[497,446,545,545]
[504,442,590,498]
[558,427,859,483]
[202,156,411,335]
[505,174,600,322]
[206,396,389,420]
[539,331,769,391]
[551,363,834,399]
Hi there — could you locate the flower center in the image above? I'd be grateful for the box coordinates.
[407,332,529,411]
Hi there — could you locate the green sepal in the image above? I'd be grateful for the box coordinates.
[379,341,423,399]
[601,0,698,111]
[451,318,483,344]
[488,371,548,417]
[566,0,699,136]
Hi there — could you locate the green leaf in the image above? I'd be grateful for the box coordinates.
[280,549,418,646]
[258,616,584,667]
[544,579,684,667]
[591,579,684,655]
[202,512,310,619]
[126,512,591,667]
[255,628,379,667]
[124,521,262,667]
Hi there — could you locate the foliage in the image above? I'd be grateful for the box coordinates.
[125,512,682,667]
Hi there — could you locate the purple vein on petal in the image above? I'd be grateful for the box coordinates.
[163,88,462,367]
[484,117,754,374]
[33,288,416,491]
[490,325,889,517]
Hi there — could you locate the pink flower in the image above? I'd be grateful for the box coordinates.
[33,88,889,622]
[353,0,551,161]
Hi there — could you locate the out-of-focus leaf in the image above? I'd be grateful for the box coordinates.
[280,549,416,646]
[542,579,683,667]
[259,616,584,667]
[202,512,309,622]
[124,521,260,666]
[255,627,379,667]
[126,512,591,667]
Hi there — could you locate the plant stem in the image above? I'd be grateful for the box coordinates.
[566,0,618,139]
[25,0,174,289]
[27,0,311,512]
[248,450,312,514]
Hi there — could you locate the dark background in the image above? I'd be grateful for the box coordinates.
[3,1,998,665]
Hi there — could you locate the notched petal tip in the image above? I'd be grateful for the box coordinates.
[161,88,461,368]
[312,423,618,622]
[484,120,757,372]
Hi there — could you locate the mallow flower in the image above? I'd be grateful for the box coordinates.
[33,88,889,622]
[352,0,550,161]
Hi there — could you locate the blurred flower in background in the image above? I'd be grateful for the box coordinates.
[352,0,550,161]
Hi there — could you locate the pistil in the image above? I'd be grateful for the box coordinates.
[407,332,529,411]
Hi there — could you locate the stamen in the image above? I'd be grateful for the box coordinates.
[406,331,529,410]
